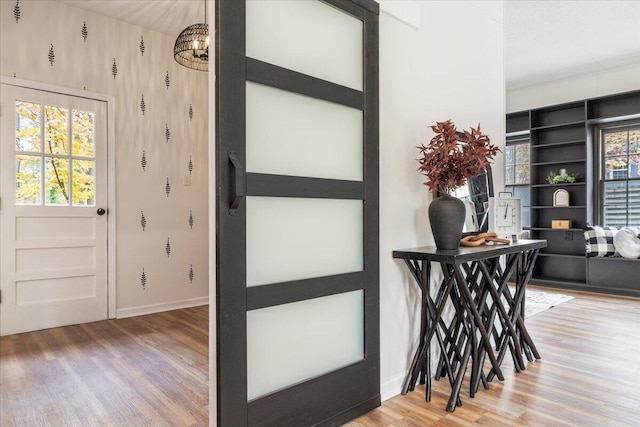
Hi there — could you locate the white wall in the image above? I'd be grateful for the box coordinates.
[0,1,209,316]
[507,64,640,112]
[378,0,505,400]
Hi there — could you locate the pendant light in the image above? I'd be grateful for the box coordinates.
[174,0,209,71]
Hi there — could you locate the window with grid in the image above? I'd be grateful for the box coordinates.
[15,101,96,206]
[600,124,640,227]
[505,136,530,228]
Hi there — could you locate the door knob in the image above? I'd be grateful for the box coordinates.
[97,208,106,216]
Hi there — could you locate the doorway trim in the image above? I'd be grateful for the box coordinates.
[0,75,117,319]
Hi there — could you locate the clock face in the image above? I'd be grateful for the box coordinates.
[488,197,522,236]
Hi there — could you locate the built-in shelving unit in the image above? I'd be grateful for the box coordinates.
[507,89,640,294]
[531,101,587,283]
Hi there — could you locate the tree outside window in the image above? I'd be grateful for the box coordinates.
[601,125,640,227]
[15,101,95,207]
[505,137,530,228]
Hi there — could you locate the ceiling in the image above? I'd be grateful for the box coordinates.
[505,1,640,90]
[56,0,640,91]
[57,0,205,38]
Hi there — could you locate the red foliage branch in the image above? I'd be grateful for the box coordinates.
[417,120,500,194]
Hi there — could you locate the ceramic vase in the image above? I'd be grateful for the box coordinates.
[429,194,465,250]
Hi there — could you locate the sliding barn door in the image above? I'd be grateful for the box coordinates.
[216,0,379,425]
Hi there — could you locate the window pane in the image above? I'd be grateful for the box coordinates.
[45,157,70,205]
[505,145,515,166]
[603,181,626,206]
[630,155,640,178]
[603,204,627,228]
[72,110,95,158]
[15,102,41,152]
[15,155,42,205]
[247,290,364,400]
[522,206,530,229]
[515,143,529,165]
[515,164,529,184]
[246,197,363,287]
[512,186,530,207]
[505,165,515,185]
[629,199,640,227]
[630,129,640,154]
[72,160,95,206]
[44,105,69,155]
[604,131,628,156]
[605,156,628,179]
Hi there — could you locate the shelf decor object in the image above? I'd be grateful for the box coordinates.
[488,196,522,238]
[552,188,570,207]
[417,120,499,249]
[174,0,209,71]
[546,169,577,184]
[551,219,572,229]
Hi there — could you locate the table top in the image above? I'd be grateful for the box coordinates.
[393,239,547,264]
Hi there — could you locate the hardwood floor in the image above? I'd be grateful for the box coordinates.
[2,291,639,426]
[0,306,208,427]
[348,288,640,427]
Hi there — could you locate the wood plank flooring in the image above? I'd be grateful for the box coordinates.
[0,306,208,427]
[2,291,639,426]
[348,288,640,427]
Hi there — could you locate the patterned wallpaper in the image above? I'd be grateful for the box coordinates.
[0,0,209,313]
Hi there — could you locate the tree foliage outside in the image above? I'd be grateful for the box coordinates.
[505,141,530,185]
[15,102,95,206]
[603,128,640,178]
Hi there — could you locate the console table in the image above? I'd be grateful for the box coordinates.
[393,239,547,411]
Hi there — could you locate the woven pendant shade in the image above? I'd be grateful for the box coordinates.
[174,23,209,71]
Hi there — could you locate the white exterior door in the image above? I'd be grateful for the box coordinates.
[0,84,108,336]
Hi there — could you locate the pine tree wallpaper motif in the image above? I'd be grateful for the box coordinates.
[140,211,147,231]
[141,150,147,171]
[5,0,208,309]
[141,268,147,290]
[13,0,20,23]
[140,94,146,115]
[48,44,55,66]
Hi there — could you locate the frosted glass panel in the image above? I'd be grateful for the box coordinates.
[247,197,363,287]
[246,0,363,90]
[247,290,364,400]
[246,82,363,181]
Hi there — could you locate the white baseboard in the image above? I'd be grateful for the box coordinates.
[380,372,407,402]
[116,296,208,319]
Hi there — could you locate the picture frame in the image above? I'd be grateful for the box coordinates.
[553,188,570,207]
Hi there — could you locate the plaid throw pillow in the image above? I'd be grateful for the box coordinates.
[584,225,618,258]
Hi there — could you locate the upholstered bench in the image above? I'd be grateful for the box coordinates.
[584,226,640,297]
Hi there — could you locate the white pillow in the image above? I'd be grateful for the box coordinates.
[613,227,640,259]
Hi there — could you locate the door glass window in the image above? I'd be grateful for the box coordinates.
[14,101,96,206]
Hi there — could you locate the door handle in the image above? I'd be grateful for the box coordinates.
[97,208,106,216]
[228,151,245,216]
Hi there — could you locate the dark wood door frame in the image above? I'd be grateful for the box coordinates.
[216,0,380,425]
